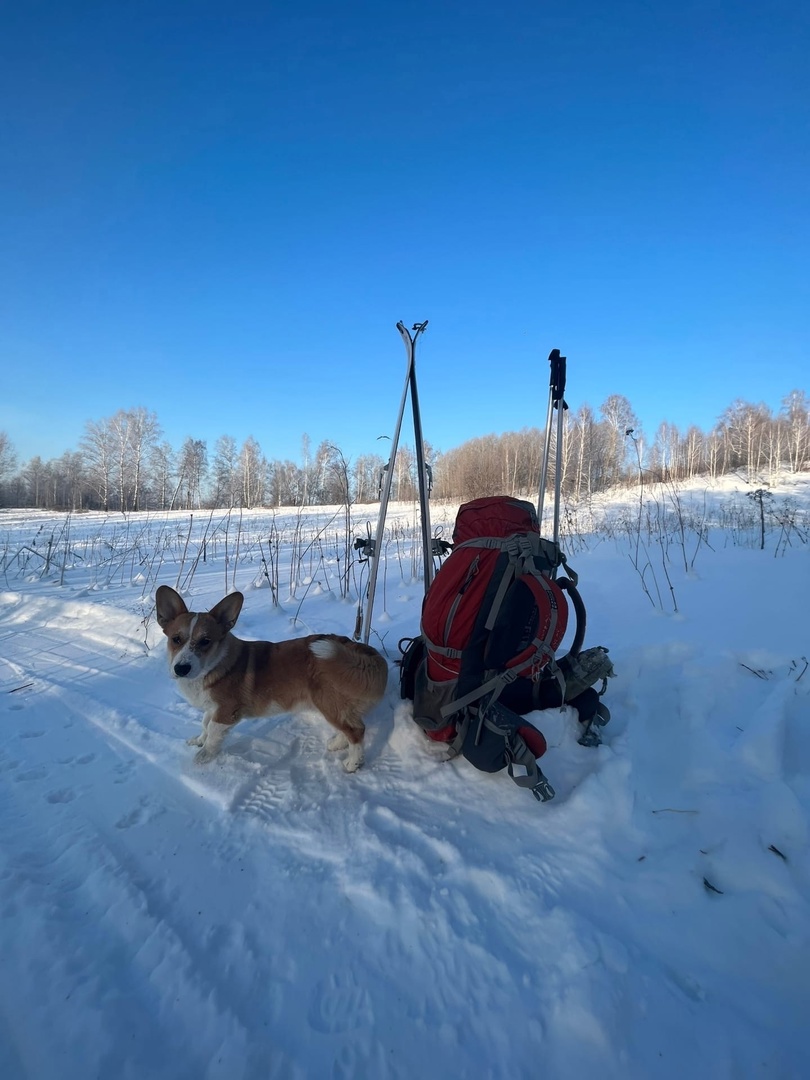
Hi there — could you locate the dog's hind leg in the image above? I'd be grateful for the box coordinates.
[314,691,366,772]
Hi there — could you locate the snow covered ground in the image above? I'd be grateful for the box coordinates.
[1,477,808,1079]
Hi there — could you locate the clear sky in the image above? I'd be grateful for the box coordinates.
[1,0,807,468]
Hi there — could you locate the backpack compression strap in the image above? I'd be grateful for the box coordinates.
[482,701,556,801]
[445,700,557,802]
[439,639,561,718]
[452,533,577,586]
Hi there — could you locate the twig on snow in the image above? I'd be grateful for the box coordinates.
[739,663,771,680]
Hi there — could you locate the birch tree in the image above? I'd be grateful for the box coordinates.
[174,438,208,510]
[0,431,17,480]
[211,435,239,508]
[81,418,115,510]
[782,390,809,473]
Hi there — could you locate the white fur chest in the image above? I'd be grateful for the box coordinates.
[171,668,215,711]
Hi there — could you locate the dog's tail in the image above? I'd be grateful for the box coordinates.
[310,636,388,700]
[309,638,339,661]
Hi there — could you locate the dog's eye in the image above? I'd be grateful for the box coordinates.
[198,637,210,649]
[171,635,182,645]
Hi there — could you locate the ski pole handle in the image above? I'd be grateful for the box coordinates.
[548,349,566,404]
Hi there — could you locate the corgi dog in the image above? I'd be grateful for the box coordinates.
[155,585,388,771]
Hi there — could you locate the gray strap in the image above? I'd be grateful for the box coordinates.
[483,564,515,631]
[452,536,510,552]
[439,639,556,720]
[440,672,509,717]
[421,632,463,660]
[503,731,556,801]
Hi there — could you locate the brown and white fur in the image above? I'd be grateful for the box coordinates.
[155,585,388,771]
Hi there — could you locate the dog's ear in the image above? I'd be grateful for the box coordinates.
[155,585,188,630]
[210,591,244,632]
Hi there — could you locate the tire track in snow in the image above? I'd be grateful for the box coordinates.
[1,602,407,1076]
[0,688,307,1080]
[0,767,247,1077]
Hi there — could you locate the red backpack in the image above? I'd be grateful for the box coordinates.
[400,496,586,801]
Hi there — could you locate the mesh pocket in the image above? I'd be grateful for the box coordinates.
[413,660,459,737]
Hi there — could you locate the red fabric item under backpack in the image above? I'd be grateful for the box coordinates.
[518,725,548,758]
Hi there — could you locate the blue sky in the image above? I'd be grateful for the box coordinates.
[1,0,807,468]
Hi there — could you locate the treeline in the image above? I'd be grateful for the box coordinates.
[432,391,810,501]
[0,391,808,512]
[0,413,387,512]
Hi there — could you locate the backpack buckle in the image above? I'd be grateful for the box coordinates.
[530,656,547,682]
[531,773,556,802]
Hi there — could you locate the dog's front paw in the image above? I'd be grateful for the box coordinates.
[327,732,350,752]
[342,744,364,773]
[194,746,218,765]
[186,734,205,747]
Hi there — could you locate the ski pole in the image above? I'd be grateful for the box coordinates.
[357,339,415,644]
[397,320,433,591]
[551,351,567,556]
[537,349,565,523]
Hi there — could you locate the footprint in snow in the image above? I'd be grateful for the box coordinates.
[115,796,159,829]
[307,971,374,1034]
[57,753,96,768]
[113,760,135,784]
[115,807,144,830]
[45,788,76,804]
[15,767,48,783]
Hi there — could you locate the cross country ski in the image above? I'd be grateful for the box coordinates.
[355,320,439,645]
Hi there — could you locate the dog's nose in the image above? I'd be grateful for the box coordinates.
[174,662,192,678]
